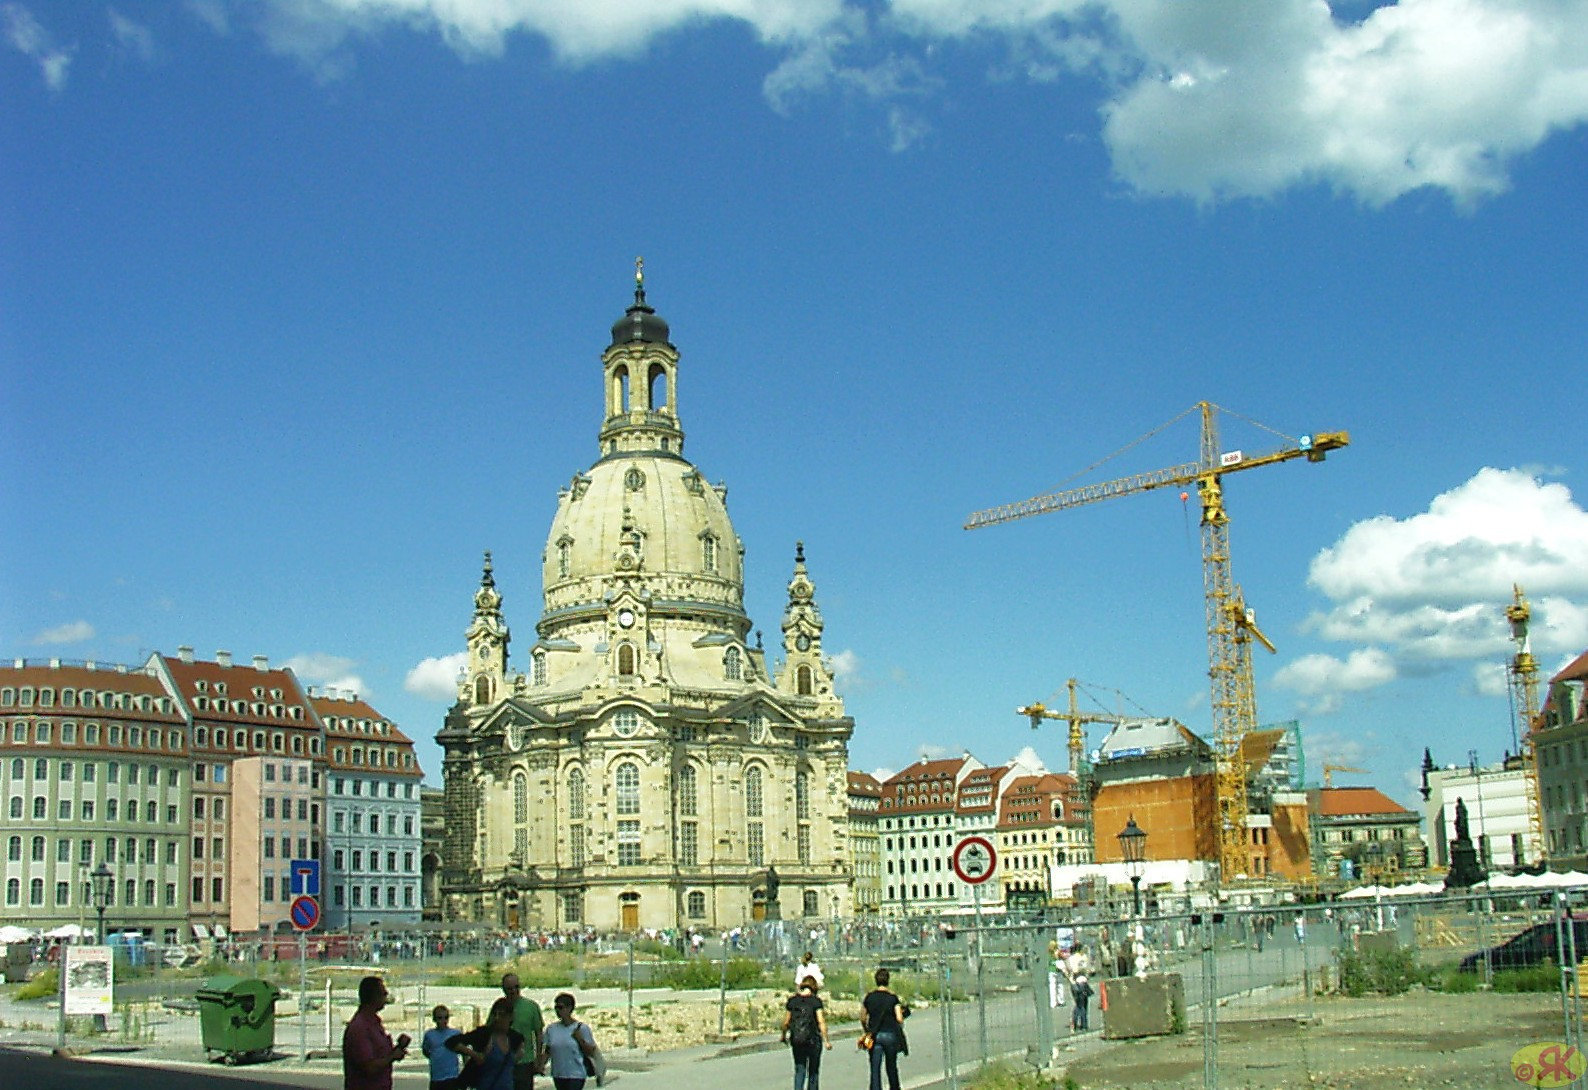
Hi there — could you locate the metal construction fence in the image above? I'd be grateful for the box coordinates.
[4,892,1586,1086]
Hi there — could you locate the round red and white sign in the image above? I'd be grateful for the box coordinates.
[951,835,998,885]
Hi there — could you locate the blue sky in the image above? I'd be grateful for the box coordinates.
[4,0,1587,809]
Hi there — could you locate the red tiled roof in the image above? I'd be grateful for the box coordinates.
[1553,649,1588,685]
[0,661,185,723]
[162,655,320,728]
[1317,786,1410,817]
[847,770,882,796]
[312,693,414,744]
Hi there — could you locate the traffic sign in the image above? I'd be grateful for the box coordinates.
[951,835,998,885]
[290,859,320,897]
[289,894,321,931]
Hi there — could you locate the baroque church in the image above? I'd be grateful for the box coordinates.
[437,268,856,931]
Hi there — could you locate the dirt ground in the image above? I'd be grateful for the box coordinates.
[1063,990,1568,1089]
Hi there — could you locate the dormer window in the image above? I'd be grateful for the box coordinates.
[702,533,718,573]
[533,651,547,686]
[724,647,742,681]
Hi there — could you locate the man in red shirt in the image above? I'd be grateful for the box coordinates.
[344,975,411,1090]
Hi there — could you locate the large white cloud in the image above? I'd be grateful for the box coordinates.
[221,0,1588,204]
[284,652,369,699]
[1273,647,1397,714]
[1303,468,1588,670]
[405,652,468,700]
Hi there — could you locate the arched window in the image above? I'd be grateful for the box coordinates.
[533,651,547,687]
[618,644,636,676]
[647,363,667,411]
[724,647,741,681]
[558,539,572,578]
[702,534,717,573]
[677,764,698,817]
[616,762,640,815]
[513,772,528,862]
[687,890,706,918]
[797,665,813,696]
[613,365,631,412]
[803,890,819,917]
[745,766,764,818]
[568,768,586,820]
[474,676,493,704]
[795,770,810,820]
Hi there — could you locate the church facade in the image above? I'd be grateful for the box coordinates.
[437,271,856,931]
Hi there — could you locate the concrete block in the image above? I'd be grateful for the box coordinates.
[1100,973,1185,1040]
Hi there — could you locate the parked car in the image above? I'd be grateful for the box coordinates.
[1458,918,1588,972]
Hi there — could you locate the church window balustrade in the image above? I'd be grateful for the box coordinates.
[570,825,586,866]
[617,819,641,865]
[747,823,764,866]
[568,767,586,819]
[679,821,698,864]
[616,762,641,815]
[677,764,697,816]
[797,825,811,865]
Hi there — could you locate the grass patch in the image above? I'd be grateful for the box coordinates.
[1336,948,1429,997]
[16,967,58,1001]
[964,1060,1070,1090]
[1492,962,1560,993]
[655,957,765,991]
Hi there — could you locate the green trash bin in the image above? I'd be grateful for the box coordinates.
[196,975,282,1064]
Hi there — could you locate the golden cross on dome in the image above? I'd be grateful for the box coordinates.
[635,256,644,288]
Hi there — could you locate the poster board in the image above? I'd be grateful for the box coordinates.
[63,945,114,1016]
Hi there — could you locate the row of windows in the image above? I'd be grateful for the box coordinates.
[194,726,319,755]
[332,809,413,836]
[329,882,418,908]
[6,720,184,751]
[324,716,400,737]
[7,834,180,865]
[9,795,181,823]
[8,756,180,786]
[329,848,416,873]
[332,777,416,798]
[5,876,178,908]
[2,687,172,714]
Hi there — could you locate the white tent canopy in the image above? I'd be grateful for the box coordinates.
[1478,870,1588,890]
[0,925,35,943]
[44,923,89,939]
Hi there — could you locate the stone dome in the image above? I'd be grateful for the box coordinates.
[540,450,745,635]
[609,290,671,347]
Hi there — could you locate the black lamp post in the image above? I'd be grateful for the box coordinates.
[1118,816,1148,917]
[90,862,114,944]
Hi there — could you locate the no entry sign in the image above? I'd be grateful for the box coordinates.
[951,835,998,885]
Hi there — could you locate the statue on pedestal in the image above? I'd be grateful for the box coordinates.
[1445,797,1487,889]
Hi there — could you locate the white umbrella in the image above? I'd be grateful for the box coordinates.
[0,925,35,943]
[45,923,90,939]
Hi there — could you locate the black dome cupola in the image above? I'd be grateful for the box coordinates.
[610,257,671,347]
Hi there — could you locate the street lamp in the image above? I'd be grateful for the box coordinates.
[1118,816,1148,917]
[90,862,114,944]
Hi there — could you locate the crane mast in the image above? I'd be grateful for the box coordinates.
[1507,585,1546,863]
[967,401,1347,882]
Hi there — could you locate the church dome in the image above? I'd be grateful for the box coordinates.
[541,451,745,633]
[610,291,670,347]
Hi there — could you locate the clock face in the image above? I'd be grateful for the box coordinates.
[618,609,636,629]
[795,635,811,652]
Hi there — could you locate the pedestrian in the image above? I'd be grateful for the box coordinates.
[423,1005,463,1090]
[539,992,603,1090]
[500,972,545,1090]
[1070,973,1093,1032]
[343,975,411,1090]
[447,998,525,1090]
[795,950,824,990]
[860,968,906,1090]
[781,977,830,1090]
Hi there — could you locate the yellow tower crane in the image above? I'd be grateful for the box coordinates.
[966,401,1348,881]
[1321,764,1367,788]
[1016,678,1132,776]
[1507,584,1547,863]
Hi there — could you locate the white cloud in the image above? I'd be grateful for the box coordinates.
[33,620,94,644]
[108,9,156,61]
[1273,647,1397,714]
[284,652,368,699]
[1304,468,1588,663]
[828,648,860,681]
[1008,744,1048,774]
[3,3,71,89]
[405,652,468,700]
[1471,660,1509,697]
[916,742,952,760]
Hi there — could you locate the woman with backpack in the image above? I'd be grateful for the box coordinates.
[780,976,830,1090]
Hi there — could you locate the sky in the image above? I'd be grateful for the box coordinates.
[4,0,1587,812]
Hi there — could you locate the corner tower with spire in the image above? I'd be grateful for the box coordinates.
[436,267,856,933]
